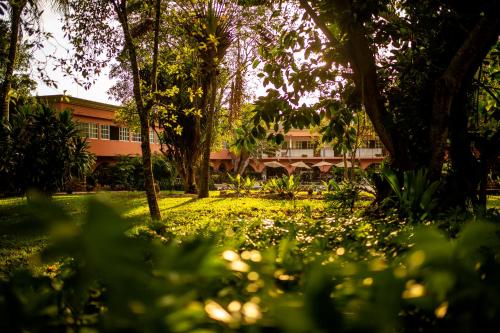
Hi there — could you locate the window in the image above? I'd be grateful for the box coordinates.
[77,122,98,139]
[132,132,142,142]
[362,139,383,149]
[149,129,155,144]
[110,126,119,140]
[100,125,110,140]
[292,140,314,149]
[119,127,129,141]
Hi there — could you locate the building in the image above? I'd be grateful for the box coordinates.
[40,95,386,174]
[39,95,162,165]
[211,128,386,176]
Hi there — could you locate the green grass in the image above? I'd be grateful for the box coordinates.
[487,194,500,210]
[0,192,326,277]
[1,192,498,279]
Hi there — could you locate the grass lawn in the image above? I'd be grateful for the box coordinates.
[1,191,499,331]
[1,191,499,279]
[0,191,328,278]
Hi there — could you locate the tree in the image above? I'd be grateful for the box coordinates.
[0,0,27,122]
[0,19,37,100]
[174,0,236,198]
[0,0,66,122]
[63,0,162,219]
[252,0,500,206]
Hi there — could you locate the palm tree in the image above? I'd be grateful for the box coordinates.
[176,0,236,198]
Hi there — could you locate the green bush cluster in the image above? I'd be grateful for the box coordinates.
[88,155,180,191]
[323,179,360,212]
[2,198,498,332]
[382,168,440,222]
[0,103,94,196]
[264,174,300,199]
[227,173,256,196]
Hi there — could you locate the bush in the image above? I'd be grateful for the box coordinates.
[0,103,95,196]
[382,167,440,222]
[90,155,177,191]
[228,173,255,196]
[264,174,300,199]
[323,179,360,212]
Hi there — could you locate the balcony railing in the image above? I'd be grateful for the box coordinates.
[263,148,385,158]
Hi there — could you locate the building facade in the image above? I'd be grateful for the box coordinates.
[39,95,162,165]
[40,95,386,174]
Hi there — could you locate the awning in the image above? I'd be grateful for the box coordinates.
[290,161,311,169]
[264,161,286,168]
[312,161,333,167]
[312,161,333,173]
[334,161,355,168]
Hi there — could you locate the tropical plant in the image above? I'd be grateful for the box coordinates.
[323,178,359,212]
[382,167,440,222]
[227,173,255,196]
[264,174,300,199]
[0,103,95,196]
[227,173,243,195]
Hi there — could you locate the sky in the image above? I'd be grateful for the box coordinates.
[33,7,118,105]
[32,5,270,107]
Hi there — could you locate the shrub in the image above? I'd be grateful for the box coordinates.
[264,174,300,199]
[90,155,177,191]
[0,103,94,196]
[323,179,360,212]
[382,167,440,222]
[228,173,255,196]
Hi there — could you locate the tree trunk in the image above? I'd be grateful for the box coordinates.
[186,164,197,194]
[235,150,250,175]
[429,14,500,179]
[1,1,26,122]
[198,72,217,198]
[114,0,161,220]
[445,87,480,207]
[343,153,348,181]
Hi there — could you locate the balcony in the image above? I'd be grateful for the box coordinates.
[264,148,385,159]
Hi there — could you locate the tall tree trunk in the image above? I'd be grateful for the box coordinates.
[446,87,480,207]
[229,36,243,123]
[185,164,196,194]
[429,13,500,179]
[235,150,250,175]
[1,1,26,122]
[343,153,348,181]
[113,0,161,220]
[198,71,217,198]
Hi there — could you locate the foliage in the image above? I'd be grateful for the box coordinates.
[323,179,359,213]
[227,173,255,196]
[90,155,177,191]
[0,103,94,196]
[264,174,300,199]
[250,0,500,207]
[382,168,440,223]
[1,193,500,332]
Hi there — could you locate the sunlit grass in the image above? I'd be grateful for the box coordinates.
[1,192,498,278]
[487,195,500,210]
[0,191,326,277]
